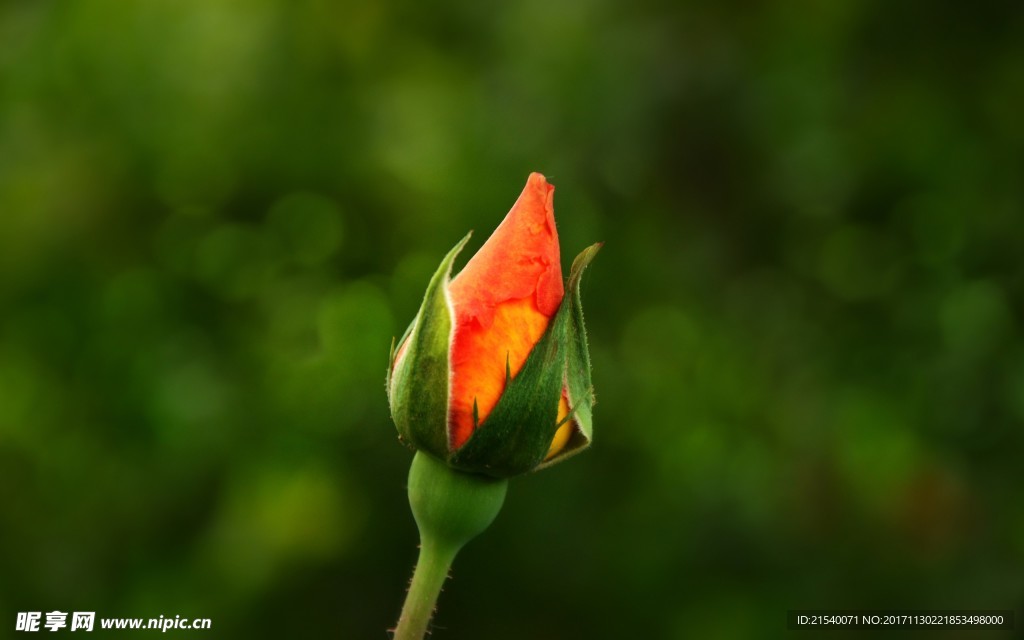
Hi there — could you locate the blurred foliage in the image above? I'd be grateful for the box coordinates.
[1,0,1023,638]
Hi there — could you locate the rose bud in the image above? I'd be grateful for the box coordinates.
[387,173,600,478]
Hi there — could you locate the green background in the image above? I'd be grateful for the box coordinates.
[2,1,1022,638]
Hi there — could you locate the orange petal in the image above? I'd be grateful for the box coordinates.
[448,173,565,449]
[449,173,563,327]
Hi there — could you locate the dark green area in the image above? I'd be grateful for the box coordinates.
[1,1,1022,638]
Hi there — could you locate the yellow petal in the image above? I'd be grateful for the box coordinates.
[544,396,573,460]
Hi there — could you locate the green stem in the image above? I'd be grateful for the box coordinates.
[392,451,508,640]
[393,538,457,639]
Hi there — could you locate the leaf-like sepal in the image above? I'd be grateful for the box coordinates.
[388,234,471,458]
[538,242,601,469]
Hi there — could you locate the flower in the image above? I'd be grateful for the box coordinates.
[387,173,600,477]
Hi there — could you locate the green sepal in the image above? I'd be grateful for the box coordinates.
[388,233,471,458]
[538,242,601,469]
[450,243,601,477]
